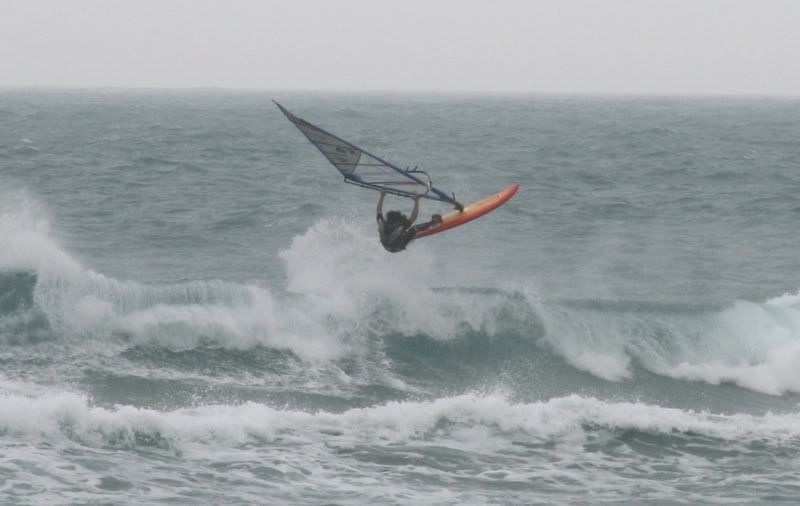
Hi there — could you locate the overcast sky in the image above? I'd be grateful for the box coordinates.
[2,0,799,95]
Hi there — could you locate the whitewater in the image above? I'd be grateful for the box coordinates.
[1,90,800,504]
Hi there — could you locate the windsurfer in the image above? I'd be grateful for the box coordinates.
[376,191,442,253]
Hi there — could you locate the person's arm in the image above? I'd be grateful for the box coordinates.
[377,191,385,221]
[407,195,420,225]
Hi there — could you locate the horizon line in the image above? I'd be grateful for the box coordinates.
[2,84,800,100]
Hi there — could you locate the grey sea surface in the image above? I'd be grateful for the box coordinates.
[1,89,800,504]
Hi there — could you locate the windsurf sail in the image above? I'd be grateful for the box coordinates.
[274,101,463,209]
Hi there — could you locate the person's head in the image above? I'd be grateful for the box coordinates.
[386,210,410,228]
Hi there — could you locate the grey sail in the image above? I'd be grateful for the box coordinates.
[274,101,461,206]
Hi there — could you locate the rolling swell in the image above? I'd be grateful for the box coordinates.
[5,248,800,407]
[4,190,800,406]
[0,227,800,406]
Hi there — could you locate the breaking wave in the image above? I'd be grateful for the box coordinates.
[3,190,800,396]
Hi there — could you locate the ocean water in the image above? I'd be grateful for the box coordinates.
[1,89,800,504]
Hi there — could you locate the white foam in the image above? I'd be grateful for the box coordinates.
[2,197,520,365]
[0,189,83,277]
[658,298,800,395]
[530,288,800,394]
[283,218,443,334]
[1,389,796,451]
[71,218,512,358]
[568,350,631,382]
[667,341,800,395]
[765,291,800,308]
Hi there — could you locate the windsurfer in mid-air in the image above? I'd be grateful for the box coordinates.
[376,191,442,253]
[274,101,517,249]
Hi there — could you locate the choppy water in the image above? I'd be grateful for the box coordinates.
[2,89,800,504]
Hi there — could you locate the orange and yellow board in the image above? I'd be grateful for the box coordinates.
[415,184,519,239]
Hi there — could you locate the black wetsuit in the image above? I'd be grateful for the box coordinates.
[377,213,438,253]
